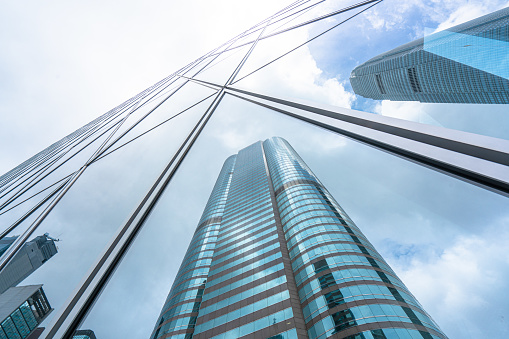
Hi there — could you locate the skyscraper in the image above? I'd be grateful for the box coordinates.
[0,234,58,294]
[151,137,447,339]
[349,7,509,104]
[0,1,507,337]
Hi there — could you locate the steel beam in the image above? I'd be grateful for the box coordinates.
[43,90,226,339]
[226,87,509,196]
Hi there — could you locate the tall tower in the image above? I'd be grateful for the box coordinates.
[0,234,58,294]
[151,137,447,339]
[349,6,509,104]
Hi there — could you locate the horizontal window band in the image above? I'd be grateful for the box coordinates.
[208,248,282,279]
[299,279,417,310]
[229,318,297,339]
[275,178,322,196]
[210,238,280,269]
[199,272,287,320]
[317,320,446,339]
[194,299,292,339]
[294,254,394,287]
[305,298,438,332]
[195,217,222,233]
[213,232,278,262]
[215,222,275,250]
[205,259,285,292]
[290,240,383,268]
[287,229,370,254]
[158,328,193,339]
[299,264,404,296]
[154,311,200,333]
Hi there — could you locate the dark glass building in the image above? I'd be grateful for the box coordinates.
[0,285,52,339]
[72,329,97,339]
[151,137,447,339]
[350,7,509,104]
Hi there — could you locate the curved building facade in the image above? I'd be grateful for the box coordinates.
[151,155,236,339]
[350,7,509,104]
[151,137,447,339]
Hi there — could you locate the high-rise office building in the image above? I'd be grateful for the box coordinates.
[0,1,506,337]
[0,235,58,294]
[0,285,52,339]
[349,7,509,104]
[151,137,447,339]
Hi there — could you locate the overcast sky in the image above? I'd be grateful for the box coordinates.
[1,0,508,338]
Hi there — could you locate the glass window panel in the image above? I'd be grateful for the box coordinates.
[0,98,209,334]
[109,81,217,143]
[68,94,509,339]
[1,317,21,339]
[232,20,316,83]
[9,310,29,338]
[232,3,372,107]
[262,1,325,37]
[0,192,54,236]
[1,2,507,339]
[0,116,133,235]
[308,0,509,139]
[18,302,37,331]
[193,44,253,85]
[101,77,190,139]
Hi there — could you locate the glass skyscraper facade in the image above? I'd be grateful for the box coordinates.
[349,6,509,104]
[151,137,447,339]
[0,1,507,337]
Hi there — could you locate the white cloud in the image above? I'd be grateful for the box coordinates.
[1,1,508,338]
[380,100,444,126]
[236,43,355,108]
[0,0,358,176]
[395,221,509,338]
[435,1,509,32]
[378,100,509,138]
[350,0,508,37]
[0,0,294,173]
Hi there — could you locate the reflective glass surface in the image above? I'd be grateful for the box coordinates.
[73,93,507,339]
[0,1,508,338]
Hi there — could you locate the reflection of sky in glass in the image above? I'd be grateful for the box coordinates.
[0,1,507,339]
[424,31,509,80]
[73,95,509,338]
[10,102,207,329]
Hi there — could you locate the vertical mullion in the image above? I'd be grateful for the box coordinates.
[49,90,226,339]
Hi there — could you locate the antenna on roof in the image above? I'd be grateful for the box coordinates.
[44,232,60,242]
